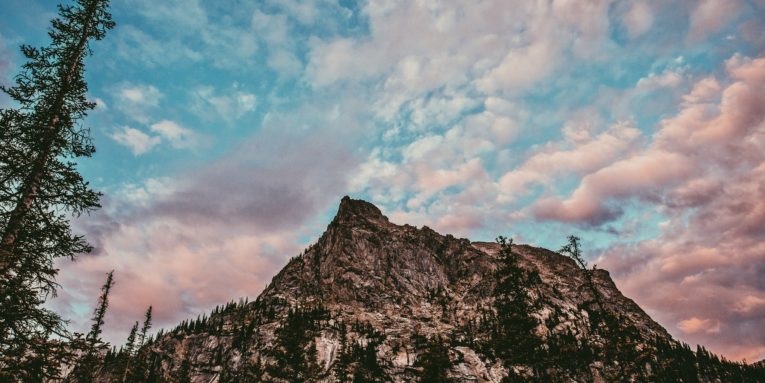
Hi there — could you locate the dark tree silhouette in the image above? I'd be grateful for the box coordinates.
[89,271,114,343]
[267,307,321,382]
[138,306,153,348]
[559,235,606,321]
[491,236,543,369]
[69,271,115,382]
[0,0,114,379]
[119,321,139,381]
[416,335,455,383]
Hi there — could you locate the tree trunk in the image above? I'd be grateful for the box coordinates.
[0,1,99,273]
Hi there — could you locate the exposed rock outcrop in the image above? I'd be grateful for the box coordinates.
[95,197,765,382]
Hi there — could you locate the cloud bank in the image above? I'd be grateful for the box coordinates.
[22,0,763,361]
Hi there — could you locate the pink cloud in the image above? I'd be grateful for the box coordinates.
[682,77,721,104]
[51,100,363,345]
[532,151,695,224]
[595,54,765,361]
[688,0,743,42]
[499,122,642,201]
[535,55,765,226]
[678,317,721,334]
[622,2,654,38]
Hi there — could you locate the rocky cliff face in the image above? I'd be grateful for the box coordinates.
[96,197,765,382]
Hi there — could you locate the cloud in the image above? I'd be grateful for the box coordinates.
[682,77,721,104]
[114,0,341,72]
[191,85,257,123]
[734,295,765,314]
[688,0,743,42]
[251,10,303,76]
[636,68,684,91]
[0,34,13,107]
[307,0,612,96]
[499,122,642,202]
[150,120,200,149]
[113,83,163,124]
[112,25,203,68]
[111,15,259,71]
[678,317,721,334]
[123,0,207,30]
[118,84,161,106]
[532,150,695,225]
[596,55,765,361]
[0,33,11,80]
[110,120,201,155]
[55,98,365,345]
[477,39,559,93]
[531,55,765,227]
[110,126,161,155]
[622,2,654,38]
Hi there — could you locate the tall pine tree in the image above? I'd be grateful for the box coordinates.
[0,0,114,379]
[267,308,320,382]
[138,306,153,348]
[559,236,610,329]
[416,335,455,383]
[120,321,139,382]
[491,236,543,370]
[69,271,115,382]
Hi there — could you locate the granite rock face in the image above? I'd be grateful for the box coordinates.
[251,197,669,381]
[96,197,763,382]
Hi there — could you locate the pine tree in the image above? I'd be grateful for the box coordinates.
[88,271,114,344]
[559,235,618,358]
[333,322,353,382]
[491,236,542,367]
[121,321,138,382]
[559,235,605,314]
[0,0,114,379]
[70,271,115,382]
[416,336,455,383]
[268,308,320,382]
[176,354,192,383]
[352,341,386,383]
[138,306,153,348]
[124,321,138,357]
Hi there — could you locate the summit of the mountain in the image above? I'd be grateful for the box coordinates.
[92,197,765,382]
[332,196,389,225]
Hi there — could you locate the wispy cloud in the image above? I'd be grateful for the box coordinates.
[190,85,257,123]
[596,55,765,361]
[150,120,200,149]
[621,1,654,38]
[110,126,161,155]
[8,0,759,362]
[110,120,201,155]
[113,82,163,124]
[55,98,365,344]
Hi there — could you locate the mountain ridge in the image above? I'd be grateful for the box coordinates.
[93,196,765,382]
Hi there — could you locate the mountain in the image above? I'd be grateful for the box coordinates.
[94,197,765,382]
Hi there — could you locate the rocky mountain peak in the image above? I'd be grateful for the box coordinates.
[95,197,765,383]
[330,195,389,227]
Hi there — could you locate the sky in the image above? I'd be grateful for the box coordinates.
[1,0,765,362]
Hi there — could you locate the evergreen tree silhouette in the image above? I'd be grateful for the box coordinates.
[0,0,114,379]
[69,271,115,382]
[416,335,454,383]
[491,236,543,369]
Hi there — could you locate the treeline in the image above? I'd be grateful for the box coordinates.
[442,235,765,382]
[28,234,765,382]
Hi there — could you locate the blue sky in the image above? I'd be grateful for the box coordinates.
[2,0,765,361]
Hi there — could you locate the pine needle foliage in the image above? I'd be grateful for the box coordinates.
[0,0,114,379]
